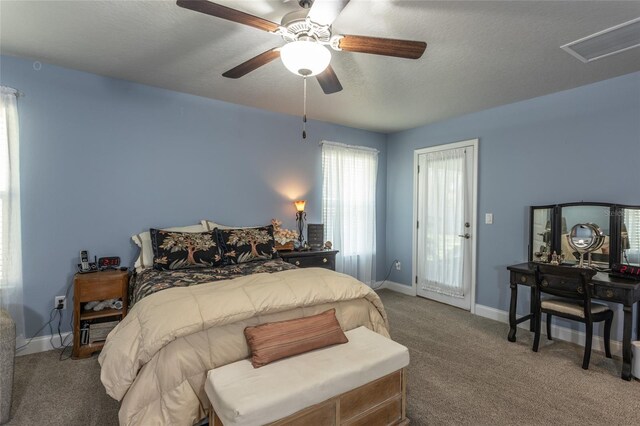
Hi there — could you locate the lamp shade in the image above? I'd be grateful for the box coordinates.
[280,41,331,76]
[294,200,306,212]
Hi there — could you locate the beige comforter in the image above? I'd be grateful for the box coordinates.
[99,267,389,425]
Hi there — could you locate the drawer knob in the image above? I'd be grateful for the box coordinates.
[541,279,548,287]
[295,261,300,266]
[606,289,614,298]
[322,258,328,263]
[577,286,584,294]
[520,276,527,283]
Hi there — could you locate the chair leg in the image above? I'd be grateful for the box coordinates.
[604,314,613,359]
[583,322,593,370]
[546,313,552,340]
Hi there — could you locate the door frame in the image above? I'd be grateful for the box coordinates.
[411,138,479,313]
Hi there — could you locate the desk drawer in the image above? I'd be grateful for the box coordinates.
[594,286,624,301]
[291,255,335,270]
[513,272,532,285]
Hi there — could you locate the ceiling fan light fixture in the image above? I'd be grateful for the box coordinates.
[280,40,331,76]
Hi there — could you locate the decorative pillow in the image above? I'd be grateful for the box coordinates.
[150,229,223,270]
[244,309,349,368]
[216,225,277,264]
[132,224,205,272]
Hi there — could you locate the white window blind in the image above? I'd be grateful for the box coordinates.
[321,141,378,286]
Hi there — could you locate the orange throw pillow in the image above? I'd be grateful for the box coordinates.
[244,309,349,368]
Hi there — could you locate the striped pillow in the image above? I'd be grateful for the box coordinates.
[244,309,349,368]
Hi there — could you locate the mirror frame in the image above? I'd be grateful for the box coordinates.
[529,202,640,268]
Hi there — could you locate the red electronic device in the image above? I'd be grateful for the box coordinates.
[610,264,640,281]
[98,256,121,269]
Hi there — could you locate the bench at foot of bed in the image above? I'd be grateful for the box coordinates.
[206,327,410,426]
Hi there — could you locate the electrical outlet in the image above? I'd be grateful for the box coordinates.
[55,296,66,310]
[395,260,401,271]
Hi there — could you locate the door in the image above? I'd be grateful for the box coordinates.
[413,140,477,311]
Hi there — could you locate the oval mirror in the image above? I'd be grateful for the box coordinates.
[567,223,605,268]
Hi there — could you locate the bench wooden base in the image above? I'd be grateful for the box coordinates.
[210,368,408,426]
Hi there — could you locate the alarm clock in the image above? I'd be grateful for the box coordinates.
[98,256,121,269]
[609,263,640,281]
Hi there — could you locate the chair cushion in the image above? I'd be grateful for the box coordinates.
[205,326,409,426]
[541,298,610,318]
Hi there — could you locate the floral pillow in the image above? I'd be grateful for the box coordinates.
[217,225,277,264]
[150,229,224,271]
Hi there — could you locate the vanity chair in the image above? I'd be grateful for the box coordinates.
[532,264,613,370]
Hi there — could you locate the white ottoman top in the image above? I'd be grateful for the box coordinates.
[205,326,409,426]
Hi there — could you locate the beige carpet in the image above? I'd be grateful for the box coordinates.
[8,289,639,425]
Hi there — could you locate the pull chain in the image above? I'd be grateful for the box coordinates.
[302,75,307,140]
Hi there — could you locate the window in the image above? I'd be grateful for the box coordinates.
[0,86,23,338]
[321,141,378,286]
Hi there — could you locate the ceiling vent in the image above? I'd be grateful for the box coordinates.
[561,17,640,63]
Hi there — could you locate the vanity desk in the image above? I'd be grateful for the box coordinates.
[507,262,640,381]
[509,201,640,380]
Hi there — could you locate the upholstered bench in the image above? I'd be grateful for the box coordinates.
[205,326,410,426]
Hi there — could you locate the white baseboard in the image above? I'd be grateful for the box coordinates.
[474,303,623,356]
[377,285,623,356]
[15,332,72,357]
[375,280,415,296]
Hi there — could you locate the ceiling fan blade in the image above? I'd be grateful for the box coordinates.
[222,48,281,79]
[307,0,350,27]
[337,35,427,59]
[177,0,280,33]
[316,65,343,94]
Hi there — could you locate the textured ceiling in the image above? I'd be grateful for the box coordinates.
[1,0,640,133]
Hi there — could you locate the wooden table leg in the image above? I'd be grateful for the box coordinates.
[636,300,640,341]
[508,282,518,342]
[621,305,633,381]
[529,287,536,332]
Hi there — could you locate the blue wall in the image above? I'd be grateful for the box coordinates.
[385,71,640,339]
[3,51,639,341]
[0,55,387,336]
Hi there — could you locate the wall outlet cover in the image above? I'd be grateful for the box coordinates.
[55,296,66,310]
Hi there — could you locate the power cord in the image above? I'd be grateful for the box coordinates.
[371,259,400,291]
[15,308,58,352]
[17,279,75,360]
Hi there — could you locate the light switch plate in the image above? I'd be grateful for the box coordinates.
[485,213,493,224]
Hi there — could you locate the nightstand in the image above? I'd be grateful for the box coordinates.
[72,270,129,359]
[279,250,339,271]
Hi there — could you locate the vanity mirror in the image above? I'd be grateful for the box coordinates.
[621,207,640,266]
[529,202,640,269]
[566,223,606,268]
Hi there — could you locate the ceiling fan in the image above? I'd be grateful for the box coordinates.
[176,0,427,95]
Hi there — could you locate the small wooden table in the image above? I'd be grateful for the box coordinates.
[507,262,640,380]
[72,270,129,359]
[279,250,339,271]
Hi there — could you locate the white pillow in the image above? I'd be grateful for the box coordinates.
[200,220,258,231]
[132,224,205,272]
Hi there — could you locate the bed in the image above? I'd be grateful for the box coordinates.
[99,258,389,425]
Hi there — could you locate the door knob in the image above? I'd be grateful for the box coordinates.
[458,233,471,239]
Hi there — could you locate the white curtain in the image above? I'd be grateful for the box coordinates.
[418,148,466,297]
[0,86,24,339]
[322,141,377,286]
